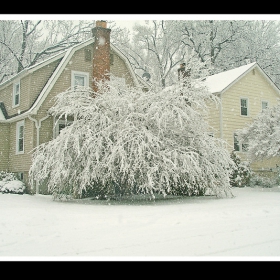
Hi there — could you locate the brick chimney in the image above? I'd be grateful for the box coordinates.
[92,20,111,92]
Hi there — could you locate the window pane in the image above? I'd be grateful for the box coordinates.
[58,123,66,134]
[18,138,23,152]
[15,84,20,93]
[74,75,85,86]
[15,94,19,105]
[262,101,268,111]
[19,126,23,138]
[241,99,247,107]
[242,143,249,152]
[241,107,247,115]
[234,134,239,151]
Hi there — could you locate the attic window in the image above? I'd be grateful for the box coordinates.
[252,69,255,75]
[110,53,114,65]
[84,49,91,61]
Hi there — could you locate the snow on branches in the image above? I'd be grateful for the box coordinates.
[237,102,280,161]
[29,76,235,199]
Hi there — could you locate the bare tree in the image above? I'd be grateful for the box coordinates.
[0,20,93,83]
[180,20,248,68]
[219,20,280,86]
[113,20,188,88]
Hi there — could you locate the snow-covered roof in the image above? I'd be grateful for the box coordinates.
[204,62,257,94]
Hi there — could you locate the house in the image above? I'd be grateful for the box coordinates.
[1,20,279,194]
[204,62,280,176]
[0,20,150,194]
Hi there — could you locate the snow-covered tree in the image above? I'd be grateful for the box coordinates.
[29,62,236,200]
[237,102,280,161]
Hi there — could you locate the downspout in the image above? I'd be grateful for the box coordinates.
[219,93,223,139]
[28,114,50,194]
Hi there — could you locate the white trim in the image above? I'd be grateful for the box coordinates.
[16,120,25,154]
[219,93,223,139]
[12,80,20,107]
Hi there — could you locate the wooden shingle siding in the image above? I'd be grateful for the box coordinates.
[29,59,62,108]
[110,51,135,87]
[0,123,10,171]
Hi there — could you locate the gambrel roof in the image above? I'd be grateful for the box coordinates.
[0,38,150,122]
[204,62,280,95]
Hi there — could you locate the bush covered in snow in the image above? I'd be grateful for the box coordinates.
[229,151,252,188]
[0,171,26,194]
[237,102,280,161]
[249,173,279,188]
[29,67,236,200]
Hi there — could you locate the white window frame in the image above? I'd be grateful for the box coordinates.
[240,98,248,116]
[71,71,89,89]
[13,81,20,107]
[16,120,24,154]
[261,100,268,112]
[54,119,73,138]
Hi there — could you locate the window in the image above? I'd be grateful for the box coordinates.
[16,120,24,154]
[84,49,91,61]
[240,98,248,116]
[234,132,248,152]
[13,81,20,107]
[234,133,240,151]
[71,71,89,89]
[262,101,268,112]
[54,119,73,138]
[17,172,24,181]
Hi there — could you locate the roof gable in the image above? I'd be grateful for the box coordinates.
[1,38,150,122]
[204,62,280,95]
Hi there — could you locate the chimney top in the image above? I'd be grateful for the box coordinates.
[96,20,107,28]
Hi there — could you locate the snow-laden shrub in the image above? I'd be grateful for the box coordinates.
[238,103,280,161]
[0,171,17,181]
[0,171,26,194]
[249,174,276,188]
[29,73,236,200]
[229,151,252,188]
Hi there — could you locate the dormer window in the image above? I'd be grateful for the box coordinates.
[13,81,20,107]
[71,71,89,89]
[261,101,268,112]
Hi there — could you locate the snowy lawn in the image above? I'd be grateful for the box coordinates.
[1,186,280,261]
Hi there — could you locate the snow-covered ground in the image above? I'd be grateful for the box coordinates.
[1,185,280,261]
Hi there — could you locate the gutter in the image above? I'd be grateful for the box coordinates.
[219,93,223,139]
[28,114,50,194]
